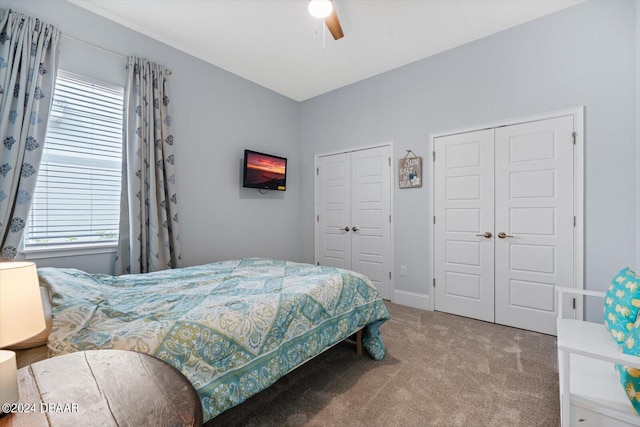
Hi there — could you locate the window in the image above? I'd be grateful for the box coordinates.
[24,70,124,250]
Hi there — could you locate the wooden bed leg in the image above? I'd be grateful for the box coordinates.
[356,329,364,356]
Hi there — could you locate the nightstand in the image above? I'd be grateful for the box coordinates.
[0,349,202,426]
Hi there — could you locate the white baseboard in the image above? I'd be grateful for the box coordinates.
[392,289,431,311]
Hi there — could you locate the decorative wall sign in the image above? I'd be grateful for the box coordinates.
[398,150,422,188]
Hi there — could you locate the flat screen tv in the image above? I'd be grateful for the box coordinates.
[242,149,287,191]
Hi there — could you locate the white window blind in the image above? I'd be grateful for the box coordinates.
[25,70,124,249]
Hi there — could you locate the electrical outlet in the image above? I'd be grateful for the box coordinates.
[400,265,407,276]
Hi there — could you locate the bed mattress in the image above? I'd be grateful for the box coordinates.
[38,258,389,421]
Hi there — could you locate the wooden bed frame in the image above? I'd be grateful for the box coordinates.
[352,329,364,356]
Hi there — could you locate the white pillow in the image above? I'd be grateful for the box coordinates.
[6,286,52,350]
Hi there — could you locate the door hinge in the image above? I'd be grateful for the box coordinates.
[316,215,319,222]
[389,157,391,167]
[433,278,436,287]
[433,216,436,224]
[573,216,576,227]
[316,167,319,175]
[432,151,436,161]
[389,272,391,279]
[572,297,576,310]
[572,132,577,145]
[389,215,391,223]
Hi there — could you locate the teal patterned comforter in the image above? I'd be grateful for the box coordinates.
[39,258,389,421]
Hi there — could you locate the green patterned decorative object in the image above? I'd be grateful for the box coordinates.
[604,268,640,345]
[616,325,640,414]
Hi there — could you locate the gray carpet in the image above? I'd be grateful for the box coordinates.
[208,302,559,426]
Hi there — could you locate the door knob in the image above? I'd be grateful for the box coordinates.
[340,227,350,232]
[351,227,359,232]
[497,232,513,239]
[475,232,492,238]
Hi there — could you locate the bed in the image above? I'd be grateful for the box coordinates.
[34,258,390,422]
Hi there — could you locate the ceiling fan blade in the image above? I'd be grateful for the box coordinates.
[325,8,344,40]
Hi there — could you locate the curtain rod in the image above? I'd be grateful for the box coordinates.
[60,33,173,75]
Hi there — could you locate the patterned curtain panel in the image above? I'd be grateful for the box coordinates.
[0,10,59,260]
[115,56,182,274]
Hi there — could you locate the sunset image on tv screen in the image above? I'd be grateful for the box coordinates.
[245,152,286,189]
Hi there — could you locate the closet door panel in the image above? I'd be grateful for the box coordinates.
[351,146,392,300]
[434,129,495,322]
[316,153,352,269]
[494,115,575,335]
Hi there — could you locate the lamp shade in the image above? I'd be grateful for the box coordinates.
[308,0,333,19]
[0,262,45,348]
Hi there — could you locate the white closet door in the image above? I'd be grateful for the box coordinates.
[494,116,575,335]
[316,146,392,299]
[434,129,495,322]
[316,153,352,269]
[351,146,392,299]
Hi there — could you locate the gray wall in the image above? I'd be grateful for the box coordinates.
[637,0,640,271]
[4,0,303,273]
[299,0,638,321]
[4,1,638,322]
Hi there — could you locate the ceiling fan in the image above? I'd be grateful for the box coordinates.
[308,0,344,40]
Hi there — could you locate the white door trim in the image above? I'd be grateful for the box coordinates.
[427,107,585,320]
[314,141,395,301]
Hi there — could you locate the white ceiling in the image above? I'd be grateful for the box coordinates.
[66,0,584,102]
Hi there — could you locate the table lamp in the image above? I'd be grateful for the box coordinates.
[0,262,45,407]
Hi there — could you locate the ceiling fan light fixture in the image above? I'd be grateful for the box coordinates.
[308,0,333,19]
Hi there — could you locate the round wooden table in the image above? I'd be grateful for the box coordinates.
[0,349,202,426]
